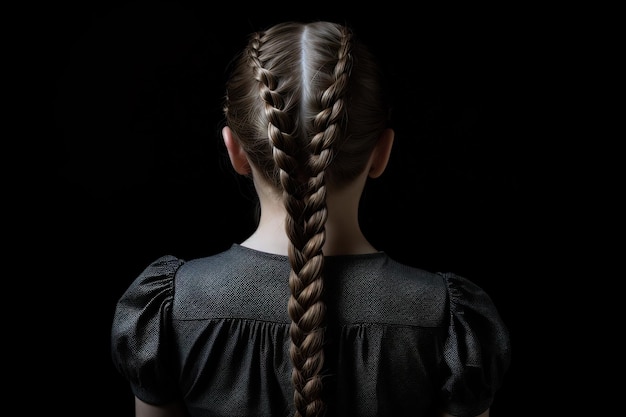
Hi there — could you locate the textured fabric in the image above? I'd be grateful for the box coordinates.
[111,244,511,417]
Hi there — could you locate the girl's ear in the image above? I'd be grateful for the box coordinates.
[368,128,395,178]
[222,126,251,175]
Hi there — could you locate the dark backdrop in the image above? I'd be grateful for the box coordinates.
[42,2,562,415]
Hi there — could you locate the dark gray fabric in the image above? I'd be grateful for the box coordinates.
[111,244,510,417]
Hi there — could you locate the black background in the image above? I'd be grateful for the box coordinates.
[37,1,575,415]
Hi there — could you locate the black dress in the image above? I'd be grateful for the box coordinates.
[111,244,511,417]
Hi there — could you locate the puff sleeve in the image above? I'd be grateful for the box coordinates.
[111,255,186,405]
[439,272,512,416]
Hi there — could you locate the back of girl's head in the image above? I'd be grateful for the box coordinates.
[223,21,390,417]
[224,20,390,189]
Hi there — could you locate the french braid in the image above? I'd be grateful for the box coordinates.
[248,26,352,417]
[289,26,352,417]
[224,21,389,417]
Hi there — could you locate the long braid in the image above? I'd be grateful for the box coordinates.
[290,26,352,417]
[225,21,385,417]
[246,30,319,415]
[247,25,353,416]
[287,26,353,417]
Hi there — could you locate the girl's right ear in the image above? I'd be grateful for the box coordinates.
[222,126,251,175]
[368,128,395,179]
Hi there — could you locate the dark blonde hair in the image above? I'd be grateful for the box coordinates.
[223,21,390,417]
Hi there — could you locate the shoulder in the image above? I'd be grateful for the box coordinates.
[438,271,507,326]
[376,256,450,302]
[111,254,188,405]
[325,254,450,326]
[140,255,186,281]
[112,255,186,324]
[122,255,186,300]
[171,245,293,321]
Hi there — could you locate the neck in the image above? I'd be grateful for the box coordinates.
[240,179,377,256]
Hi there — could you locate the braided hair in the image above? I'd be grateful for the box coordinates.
[223,21,390,417]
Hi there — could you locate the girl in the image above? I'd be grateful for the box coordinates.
[111,20,511,417]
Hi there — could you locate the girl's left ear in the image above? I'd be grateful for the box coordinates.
[222,126,252,175]
[368,128,395,178]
